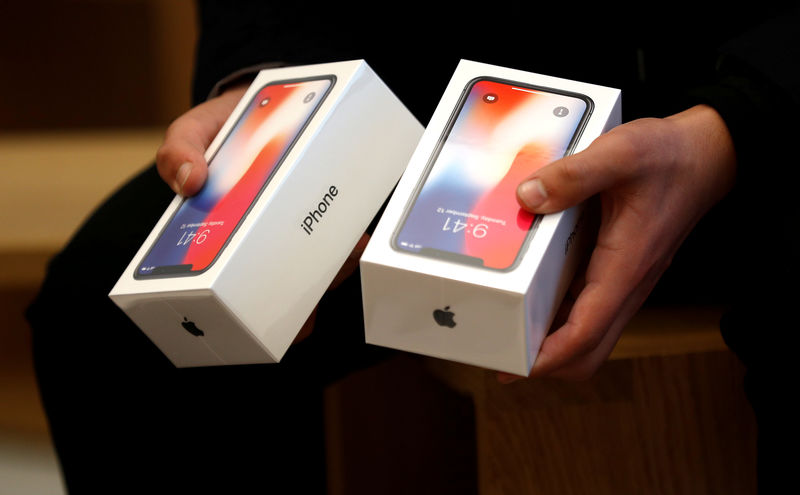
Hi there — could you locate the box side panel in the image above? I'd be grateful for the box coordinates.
[216,66,424,361]
[525,204,593,371]
[114,292,275,368]
[604,92,622,132]
[362,260,528,375]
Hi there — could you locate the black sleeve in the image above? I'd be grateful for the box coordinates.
[685,7,800,197]
[640,8,799,312]
[192,1,281,104]
[692,13,800,493]
[191,1,349,105]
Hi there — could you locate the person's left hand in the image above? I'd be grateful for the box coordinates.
[155,82,369,344]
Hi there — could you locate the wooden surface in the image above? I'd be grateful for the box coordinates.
[474,351,754,494]
[609,306,727,359]
[417,306,756,495]
[322,303,756,495]
[325,354,477,495]
[0,130,165,259]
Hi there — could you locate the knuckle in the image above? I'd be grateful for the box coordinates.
[155,142,173,170]
[606,117,679,178]
[163,117,184,142]
[584,330,606,356]
[559,156,585,185]
[607,125,646,164]
[549,156,589,203]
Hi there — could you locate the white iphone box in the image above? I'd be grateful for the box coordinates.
[110,60,423,367]
[361,60,621,376]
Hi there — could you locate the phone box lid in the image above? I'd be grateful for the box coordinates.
[363,59,620,292]
[109,60,424,366]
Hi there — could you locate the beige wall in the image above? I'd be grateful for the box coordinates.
[0,0,198,268]
[0,0,196,129]
[0,6,197,493]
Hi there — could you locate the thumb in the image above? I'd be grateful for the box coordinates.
[516,132,629,214]
[156,85,248,196]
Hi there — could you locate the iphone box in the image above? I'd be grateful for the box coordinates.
[361,60,621,376]
[109,60,423,367]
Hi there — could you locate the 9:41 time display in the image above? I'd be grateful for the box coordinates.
[442,217,488,238]
[176,229,210,246]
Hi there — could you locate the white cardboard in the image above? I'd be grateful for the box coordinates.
[361,60,621,375]
[110,60,423,367]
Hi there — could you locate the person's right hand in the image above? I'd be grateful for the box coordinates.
[498,104,737,382]
[156,83,250,197]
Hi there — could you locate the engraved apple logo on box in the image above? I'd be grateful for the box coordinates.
[432,306,456,328]
[181,317,205,337]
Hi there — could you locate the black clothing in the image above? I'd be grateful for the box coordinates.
[26,3,799,493]
[27,164,395,492]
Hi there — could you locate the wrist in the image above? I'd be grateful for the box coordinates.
[668,104,737,205]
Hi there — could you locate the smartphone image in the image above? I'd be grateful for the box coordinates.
[135,75,335,278]
[392,77,593,271]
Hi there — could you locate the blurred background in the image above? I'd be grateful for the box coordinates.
[0,1,196,492]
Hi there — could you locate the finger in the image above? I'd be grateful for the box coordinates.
[544,251,669,381]
[545,224,692,380]
[531,218,675,379]
[529,218,651,377]
[516,128,641,214]
[156,86,248,196]
[543,270,653,380]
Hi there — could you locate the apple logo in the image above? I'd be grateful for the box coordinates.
[181,317,204,337]
[433,306,456,328]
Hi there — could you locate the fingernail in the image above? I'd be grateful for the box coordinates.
[518,178,548,210]
[173,162,192,196]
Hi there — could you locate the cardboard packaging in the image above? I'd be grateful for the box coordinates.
[110,60,423,367]
[361,60,621,376]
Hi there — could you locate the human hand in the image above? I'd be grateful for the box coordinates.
[156,83,250,197]
[499,104,737,382]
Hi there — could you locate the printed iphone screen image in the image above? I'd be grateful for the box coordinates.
[136,75,335,278]
[393,77,593,271]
